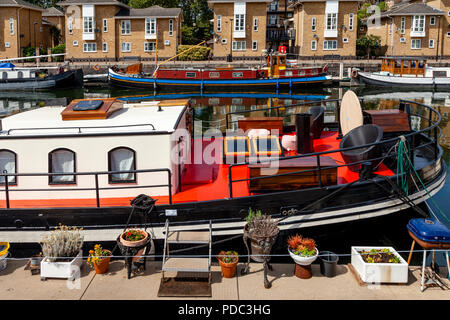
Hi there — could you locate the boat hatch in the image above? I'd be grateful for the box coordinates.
[61,98,123,120]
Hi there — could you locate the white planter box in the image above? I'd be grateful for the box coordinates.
[40,250,83,281]
[351,246,408,284]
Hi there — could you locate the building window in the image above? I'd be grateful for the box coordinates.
[388,19,393,34]
[217,15,221,32]
[311,40,317,51]
[121,20,131,35]
[252,40,257,51]
[430,16,435,26]
[49,148,76,184]
[312,17,316,31]
[83,16,94,33]
[68,17,73,34]
[269,1,278,11]
[253,18,258,31]
[83,42,97,52]
[121,42,131,52]
[400,17,405,34]
[108,147,136,183]
[411,39,421,49]
[102,42,108,52]
[145,17,156,36]
[103,19,108,32]
[9,18,14,35]
[400,37,406,43]
[234,14,245,31]
[0,150,16,185]
[232,41,246,51]
[349,13,354,31]
[169,19,173,36]
[429,39,435,48]
[412,15,425,32]
[73,40,78,46]
[323,40,337,50]
[144,42,156,52]
[268,15,278,26]
[326,13,337,31]
[343,37,349,43]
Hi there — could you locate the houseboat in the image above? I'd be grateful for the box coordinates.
[108,53,332,91]
[0,63,83,90]
[0,91,445,243]
[355,57,450,88]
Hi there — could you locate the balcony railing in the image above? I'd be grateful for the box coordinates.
[266,29,296,41]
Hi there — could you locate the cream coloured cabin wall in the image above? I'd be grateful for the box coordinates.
[0,133,176,201]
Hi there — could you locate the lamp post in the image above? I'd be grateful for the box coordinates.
[229,18,233,62]
[33,22,38,49]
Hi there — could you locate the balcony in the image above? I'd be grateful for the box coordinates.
[266,29,296,41]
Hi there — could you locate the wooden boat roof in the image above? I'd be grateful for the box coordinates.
[61,98,122,121]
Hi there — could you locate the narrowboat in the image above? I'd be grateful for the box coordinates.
[0,91,445,243]
[0,63,84,90]
[355,57,450,88]
[108,53,332,91]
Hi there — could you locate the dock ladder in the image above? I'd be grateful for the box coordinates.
[158,219,212,296]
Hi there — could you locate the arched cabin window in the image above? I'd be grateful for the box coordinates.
[48,148,76,184]
[108,147,136,183]
[0,149,17,185]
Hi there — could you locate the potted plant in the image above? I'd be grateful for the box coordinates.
[119,228,149,262]
[87,244,112,274]
[287,234,318,279]
[217,250,239,278]
[39,224,84,280]
[351,246,408,284]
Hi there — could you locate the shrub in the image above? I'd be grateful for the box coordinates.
[51,44,65,62]
[177,45,211,61]
[39,224,84,262]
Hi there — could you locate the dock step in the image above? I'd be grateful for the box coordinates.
[167,231,210,243]
[162,258,210,273]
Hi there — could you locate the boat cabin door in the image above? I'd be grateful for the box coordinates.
[267,54,287,78]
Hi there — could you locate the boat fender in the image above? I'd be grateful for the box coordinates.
[93,64,101,71]
[351,69,358,78]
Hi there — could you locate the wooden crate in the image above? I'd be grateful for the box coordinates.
[363,110,410,132]
[248,156,337,192]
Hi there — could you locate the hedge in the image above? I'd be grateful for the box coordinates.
[177,45,211,61]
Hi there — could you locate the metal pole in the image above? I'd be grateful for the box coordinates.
[3,171,9,209]
[95,174,100,208]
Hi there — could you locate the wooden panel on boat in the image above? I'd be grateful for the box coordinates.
[125,63,142,74]
[158,99,190,107]
[238,117,284,135]
[364,110,410,132]
[248,156,337,192]
[61,98,122,120]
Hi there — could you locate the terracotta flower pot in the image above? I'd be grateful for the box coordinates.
[218,254,239,279]
[119,229,149,262]
[93,250,112,274]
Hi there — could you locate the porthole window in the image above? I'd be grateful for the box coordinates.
[108,147,136,183]
[49,148,76,184]
[0,150,16,185]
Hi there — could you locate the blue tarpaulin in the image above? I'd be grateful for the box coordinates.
[0,62,15,69]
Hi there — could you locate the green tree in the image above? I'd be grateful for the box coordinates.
[356,35,381,58]
[128,0,178,8]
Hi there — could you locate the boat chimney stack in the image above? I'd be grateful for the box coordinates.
[295,113,313,154]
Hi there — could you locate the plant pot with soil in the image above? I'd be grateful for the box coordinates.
[287,234,318,279]
[87,244,112,274]
[217,250,239,278]
[119,229,149,262]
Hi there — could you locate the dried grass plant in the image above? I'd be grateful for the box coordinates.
[246,208,279,238]
[39,224,84,262]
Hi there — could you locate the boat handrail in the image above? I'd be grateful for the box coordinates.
[5,123,157,136]
[226,99,441,198]
[0,168,173,208]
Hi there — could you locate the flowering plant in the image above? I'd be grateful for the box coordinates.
[217,250,238,264]
[87,244,111,267]
[122,229,146,242]
[287,234,317,256]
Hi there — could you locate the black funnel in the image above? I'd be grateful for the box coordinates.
[308,106,325,139]
[339,124,383,172]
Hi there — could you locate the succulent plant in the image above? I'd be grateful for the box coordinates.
[246,208,278,238]
[39,224,84,262]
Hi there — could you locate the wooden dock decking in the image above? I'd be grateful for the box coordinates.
[0,260,448,300]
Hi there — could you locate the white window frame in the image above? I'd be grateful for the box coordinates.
[145,17,156,39]
[400,37,406,43]
[9,18,14,35]
[311,40,317,51]
[323,40,337,50]
[326,13,337,31]
[400,17,405,34]
[234,14,245,31]
[217,15,221,32]
[411,39,421,49]
[411,15,425,37]
[83,42,97,52]
[103,19,108,32]
[83,16,94,33]
[349,13,354,31]
[429,39,435,48]
[102,42,108,52]
[430,16,435,26]
[312,17,316,31]
[232,41,246,51]
[268,14,278,26]
[343,37,349,43]
[121,20,131,35]
[144,42,156,52]
[252,40,257,51]
[73,40,78,46]
[169,19,173,36]
[121,42,131,52]
[68,17,73,35]
[253,18,258,31]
